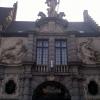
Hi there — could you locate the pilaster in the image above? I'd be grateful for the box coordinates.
[71,78,80,100]
[20,65,32,100]
[67,35,78,63]
[49,37,55,70]
[25,34,34,62]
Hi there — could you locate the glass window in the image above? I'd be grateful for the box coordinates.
[55,40,67,65]
[36,40,48,65]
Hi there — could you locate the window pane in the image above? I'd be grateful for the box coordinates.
[43,41,48,47]
[36,40,48,65]
[43,48,48,64]
[56,49,61,65]
[55,40,67,65]
[56,41,60,47]
[37,41,42,47]
[37,48,42,64]
[61,41,66,47]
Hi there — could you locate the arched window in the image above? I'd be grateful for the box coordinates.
[88,80,98,95]
[5,80,16,94]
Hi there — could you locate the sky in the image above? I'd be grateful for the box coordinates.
[0,0,100,25]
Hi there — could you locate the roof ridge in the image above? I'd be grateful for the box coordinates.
[13,21,35,23]
[0,7,12,9]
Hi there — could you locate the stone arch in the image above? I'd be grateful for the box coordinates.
[32,81,71,100]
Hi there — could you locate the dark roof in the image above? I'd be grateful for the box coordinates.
[0,7,12,23]
[6,21,35,32]
[6,21,97,33]
[67,22,97,32]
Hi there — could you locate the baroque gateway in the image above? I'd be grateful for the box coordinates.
[0,0,100,100]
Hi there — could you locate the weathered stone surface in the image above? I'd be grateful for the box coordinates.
[0,37,28,64]
[78,37,100,64]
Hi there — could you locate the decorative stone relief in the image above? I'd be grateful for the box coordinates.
[0,74,19,98]
[58,12,66,19]
[0,38,27,64]
[78,38,100,64]
[83,76,100,99]
[36,0,68,33]
[39,21,64,33]
[38,12,46,19]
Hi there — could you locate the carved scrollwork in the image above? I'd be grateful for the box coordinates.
[38,12,46,19]
[58,12,65,19]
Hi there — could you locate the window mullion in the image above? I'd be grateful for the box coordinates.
[41,44,44,64]
[60,42,62,65]
[60,47,62,65]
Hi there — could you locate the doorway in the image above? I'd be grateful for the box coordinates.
[32,81,71,100]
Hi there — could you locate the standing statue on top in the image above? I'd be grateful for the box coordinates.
[45,0,59,17]
[38,0,65,19]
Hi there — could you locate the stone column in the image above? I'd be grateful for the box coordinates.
[71,78,80,100]
[25,34,34,62]
[20,33,33,100]
[0,65,4,79]
[78,80,86,100]
[67,35,81,100]
[19,77,24,100]
[67,35,78,63]
[23,78,30,100]
[0,65,4,98]
[21,65,32,100]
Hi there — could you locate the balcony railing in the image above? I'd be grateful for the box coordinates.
[33,65,69,73]
[33,65,49,72]
[54,65,69,73]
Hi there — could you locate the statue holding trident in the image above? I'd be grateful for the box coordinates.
[45,0,60,17]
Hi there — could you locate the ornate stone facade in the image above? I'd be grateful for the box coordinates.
[0,0,100,100]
